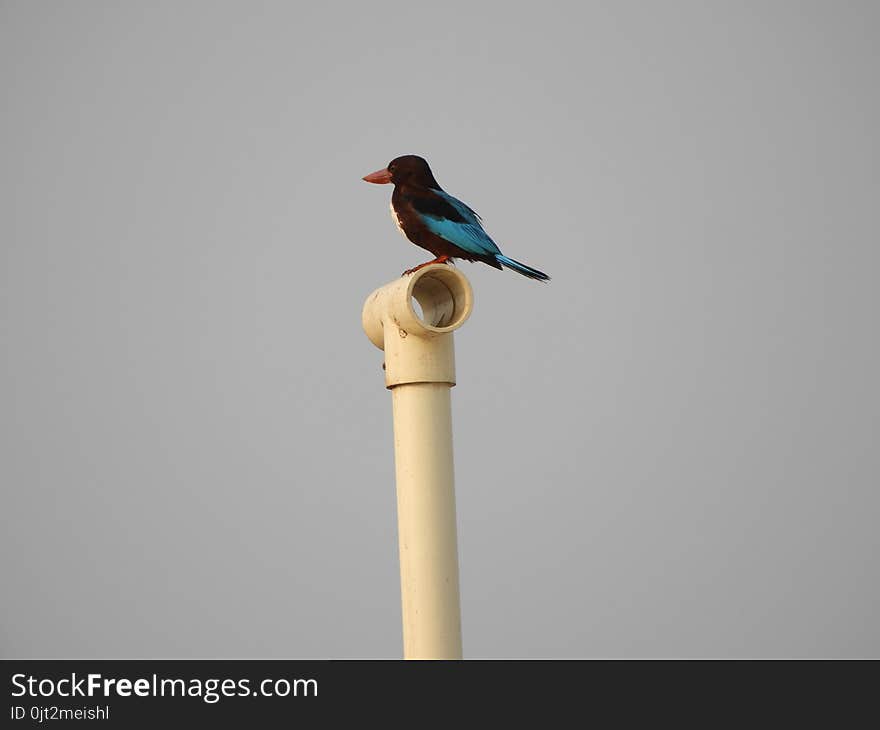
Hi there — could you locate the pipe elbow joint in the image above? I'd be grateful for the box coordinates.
[362,264,474,388]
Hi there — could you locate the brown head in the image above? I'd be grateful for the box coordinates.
[362,155,441,189]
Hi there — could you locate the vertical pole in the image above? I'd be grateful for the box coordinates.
[362,265,473,660]
[391,383,462,659]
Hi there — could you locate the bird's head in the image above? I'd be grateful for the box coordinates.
[362,155,439,188]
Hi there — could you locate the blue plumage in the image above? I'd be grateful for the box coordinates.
[494,255,549,280]
[429,188,483,225]
[418,188,550,280]
[419,192,502,259]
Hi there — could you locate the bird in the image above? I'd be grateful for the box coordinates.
[362,155,550,281]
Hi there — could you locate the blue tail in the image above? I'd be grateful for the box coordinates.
[495,254,550,281]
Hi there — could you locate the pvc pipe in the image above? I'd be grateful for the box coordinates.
[391,383,461,659]
[362,264,474,659]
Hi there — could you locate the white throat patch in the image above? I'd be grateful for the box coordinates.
[390,201,407,238]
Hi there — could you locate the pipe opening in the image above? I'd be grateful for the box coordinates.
[409,267,472,332]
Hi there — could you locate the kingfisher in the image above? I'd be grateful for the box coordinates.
[362,155,550,281]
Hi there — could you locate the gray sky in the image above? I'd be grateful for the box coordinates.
[2,0,878,658]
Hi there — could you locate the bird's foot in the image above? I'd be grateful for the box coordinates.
[402,256,452,276]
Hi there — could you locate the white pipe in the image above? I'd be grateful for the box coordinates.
[362,264,474,659]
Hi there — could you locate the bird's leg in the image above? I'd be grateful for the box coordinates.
[402,256,452,276]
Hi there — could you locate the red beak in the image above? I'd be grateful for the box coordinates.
[362,167,392,184]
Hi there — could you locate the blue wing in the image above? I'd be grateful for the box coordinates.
[430,188,483,225]
[414,189,502,258]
